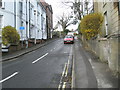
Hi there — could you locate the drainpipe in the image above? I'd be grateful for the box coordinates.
[26,0,28,48]
[41,14,43,40]
[14,0,16,28]
[118,0,120,15]
[29,0,31,38]
[34,9,37,44]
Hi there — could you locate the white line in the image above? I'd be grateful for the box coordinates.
[89,58,95,69]
[0,72,19,83]
[62,63,67,77]
[89,58,92,65]
[32,53,48,64]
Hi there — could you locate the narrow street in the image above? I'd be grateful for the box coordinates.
[1,37,118,89]
[0,0,119,89]
[2,39,73,88]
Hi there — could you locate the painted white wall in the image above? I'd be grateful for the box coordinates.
[41,6,46,40]
[0,2,14,27]
[36,3,42,39]
[0,0,47,42]
[43,10,47,39]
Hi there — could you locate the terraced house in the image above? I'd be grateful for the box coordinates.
[0,0,52,50]
[88,0,120,72]
[40,0,53,39]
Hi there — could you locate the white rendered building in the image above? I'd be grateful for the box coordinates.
[0,0,47,46]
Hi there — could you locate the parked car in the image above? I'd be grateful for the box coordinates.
[64,35,74,44]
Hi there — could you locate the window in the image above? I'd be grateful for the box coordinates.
[37,12,40,26]
[104,11,108,36]
[103,0,107,7]
[118,0,120,15]
[30,4,34,20]
[0,0,5,9]
[0,15,3,36]
[19,1,23,13]
[0,0,2,8]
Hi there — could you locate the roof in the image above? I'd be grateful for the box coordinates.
[40,0,53,13]
[40,0,48,9]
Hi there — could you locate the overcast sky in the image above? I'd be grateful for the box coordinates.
[45,0,94,31]
[45,0,74,29]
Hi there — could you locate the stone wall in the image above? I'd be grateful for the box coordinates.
[86,36,119,72]
[108,37,119,72]
[90,1,120,73]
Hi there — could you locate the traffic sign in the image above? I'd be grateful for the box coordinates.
[20,26,25,30]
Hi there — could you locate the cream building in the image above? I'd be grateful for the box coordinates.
[88,0,120,72]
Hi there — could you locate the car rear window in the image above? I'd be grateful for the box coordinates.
[65,36,73,38]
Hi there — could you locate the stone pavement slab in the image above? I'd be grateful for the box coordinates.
[72,38,118,89]
[72,39,97,88]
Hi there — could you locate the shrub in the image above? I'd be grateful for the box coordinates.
[2,26,20,45]
[80,13,104,40]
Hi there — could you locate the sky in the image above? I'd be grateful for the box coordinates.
[45,0,95,31]
[45,0,75,31]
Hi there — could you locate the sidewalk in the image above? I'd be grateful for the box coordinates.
[72,39,118,88]
[2,38,58,62]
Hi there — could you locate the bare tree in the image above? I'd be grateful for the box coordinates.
[57,13,73,34]
[62,0,84,20]
[61,0,93,20]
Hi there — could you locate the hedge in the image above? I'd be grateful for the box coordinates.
[80,13,104,40]
[2,26,20,45]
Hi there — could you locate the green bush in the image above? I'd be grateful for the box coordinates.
[2,26,20,45]
[80,13,104,40]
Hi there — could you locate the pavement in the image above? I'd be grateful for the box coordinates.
[2,38,58,62]
[72,38,118,89]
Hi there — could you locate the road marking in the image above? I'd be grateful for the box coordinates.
[62,82,66,90]
[58,63,67,89]
[88,58,92,63]
[0,72,19,83]
[63,52,67,54]
[32,53,48,64]
[62,63,67,77]
[89,58,95,69]
[51,49,53,52]
[58,44,73,89]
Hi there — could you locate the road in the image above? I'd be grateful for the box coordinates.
[2,38,116,89]
[2,39,73,88]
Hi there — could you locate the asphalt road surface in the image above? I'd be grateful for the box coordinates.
[2,38,73,88]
